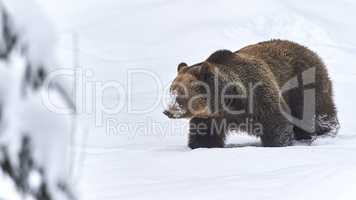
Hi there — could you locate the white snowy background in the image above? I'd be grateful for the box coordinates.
[7,0,356,199]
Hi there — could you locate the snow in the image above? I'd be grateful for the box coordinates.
[2,0,56,68]
[0,170,22,200]
[27,0,356,199]
[0,0,75,199]
[0,37,74,199]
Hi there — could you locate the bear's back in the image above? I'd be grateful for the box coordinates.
[236,39,325,86]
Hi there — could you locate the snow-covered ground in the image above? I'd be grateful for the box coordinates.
[34,0,356,199]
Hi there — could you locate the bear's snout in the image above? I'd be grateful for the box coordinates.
[163,110,174,118]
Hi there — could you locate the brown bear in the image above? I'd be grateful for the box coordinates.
[164,39,340,149]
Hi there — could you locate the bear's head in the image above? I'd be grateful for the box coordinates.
[164,61,243,119]
[163,62,213,119]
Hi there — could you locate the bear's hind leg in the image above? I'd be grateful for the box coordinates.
[285,80,314,141]
[188,118,227,149]
[315,66,340,136]
[293,126,313,141]
[315,114,340,136]
[315,94,340,136]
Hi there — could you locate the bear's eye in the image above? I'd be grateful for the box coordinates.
[176,96,187,105]
[192,84,207,94]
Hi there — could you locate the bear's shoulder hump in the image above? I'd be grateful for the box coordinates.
[206,49,235,64]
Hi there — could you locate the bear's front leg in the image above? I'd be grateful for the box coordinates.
[260,121,294,147]
[253,84,295,147]
[188,118,227,149]
[258,99,294,147]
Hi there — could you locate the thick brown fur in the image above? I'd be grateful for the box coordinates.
[166,39,340,148]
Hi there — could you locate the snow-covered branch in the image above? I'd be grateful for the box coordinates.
[0,1,77,199]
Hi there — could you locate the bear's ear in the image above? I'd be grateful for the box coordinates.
[199,62,214,80]
[177,62,188,72]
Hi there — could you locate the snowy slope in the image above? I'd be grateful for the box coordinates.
[35,0,356,199]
